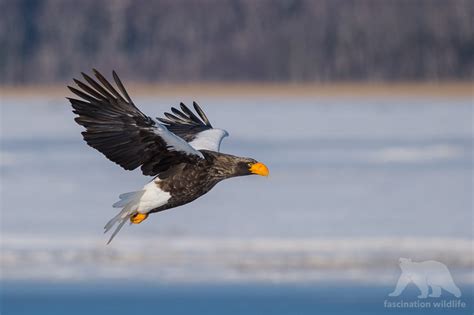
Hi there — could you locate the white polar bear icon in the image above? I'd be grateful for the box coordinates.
[388,258,461,299]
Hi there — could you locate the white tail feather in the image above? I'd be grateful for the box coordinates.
[105,190,145,244]
[112,191,142,208]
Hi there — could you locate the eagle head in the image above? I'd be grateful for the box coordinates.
[236,159,270,177]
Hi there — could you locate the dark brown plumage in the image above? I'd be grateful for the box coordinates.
[152,151,258,214]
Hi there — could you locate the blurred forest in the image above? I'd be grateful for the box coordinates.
[1,0,473,84]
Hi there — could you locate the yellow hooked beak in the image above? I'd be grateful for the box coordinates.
[249,162,269,176]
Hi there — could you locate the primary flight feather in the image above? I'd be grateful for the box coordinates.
[67,70,269,243]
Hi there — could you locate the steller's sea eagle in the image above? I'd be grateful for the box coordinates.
[67,70,269,243]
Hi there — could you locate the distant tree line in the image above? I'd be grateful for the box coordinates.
[1,0,473,84]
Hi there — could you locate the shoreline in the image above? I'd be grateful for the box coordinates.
[1,82,472,98]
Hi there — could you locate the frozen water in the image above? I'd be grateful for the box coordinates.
[0,93,472,282]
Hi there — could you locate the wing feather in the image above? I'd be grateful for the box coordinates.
[193,101,212,127]
[112,70,133,104]
[157,101,228,151]
[68,70,203,176]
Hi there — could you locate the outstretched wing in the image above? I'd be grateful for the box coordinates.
[68,69,203,176]
[157,102,229,152]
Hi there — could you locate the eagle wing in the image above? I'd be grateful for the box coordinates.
[68,69,204,176]
[157,102,229,152]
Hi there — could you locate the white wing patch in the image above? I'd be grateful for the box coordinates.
[188,128,229,152]
[153,120,204,158]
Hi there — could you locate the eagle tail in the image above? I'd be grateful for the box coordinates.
[104,190,145,244]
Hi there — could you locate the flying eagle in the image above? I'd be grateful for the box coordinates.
[67,70,269,243]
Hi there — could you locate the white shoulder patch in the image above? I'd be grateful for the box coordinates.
[189,128,229,152]
[153,120,204,158]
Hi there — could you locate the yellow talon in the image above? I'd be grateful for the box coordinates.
[130,213,148,224]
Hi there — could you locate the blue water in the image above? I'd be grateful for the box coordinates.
[1,282,472,315]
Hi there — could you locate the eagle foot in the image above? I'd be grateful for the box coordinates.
[130,213,148,224]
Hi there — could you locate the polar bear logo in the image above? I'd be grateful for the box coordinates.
[388,258,461,299]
